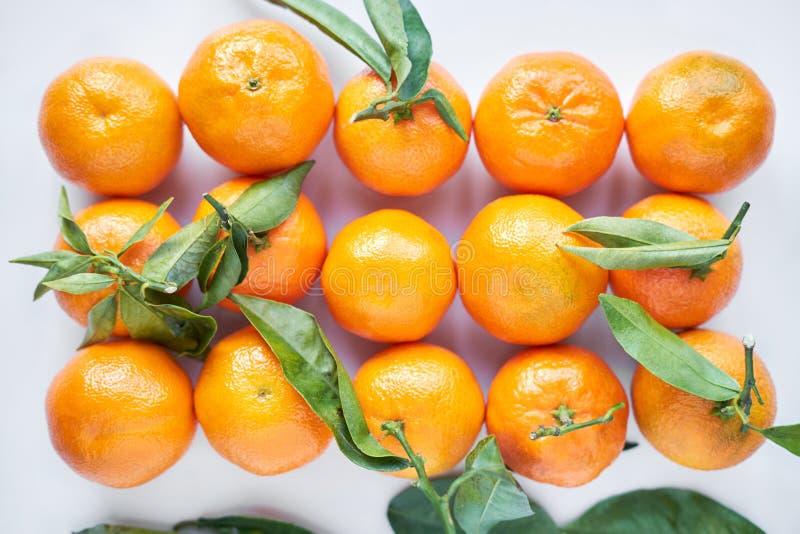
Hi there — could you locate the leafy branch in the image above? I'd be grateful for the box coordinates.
[530,402,626,440]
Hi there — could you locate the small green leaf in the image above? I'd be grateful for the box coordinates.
[565,216,695,248]
[753,424,800,456]
[199,238,242,310]
[57,187,94,254]
[562,488,764,533]
[142,216,220,288]
[147,293,217,358]
[197,239,227,292]
[417,88,468,141]
[79,293,118,348]
[560,239,731,270]
[452,437,534,534]
[600,294,741,401]
[34,255,95,300]
[230,221,250,285]
[365,0,412,90]
[266,0,391,84]
[73,526,169,534]
[174,515,316,533]
[10,250,79,268]
[118,198,173,256]
[232,294,409,472]
[228,161,312,233]
[43,273,115,294]
[396,0,432,100]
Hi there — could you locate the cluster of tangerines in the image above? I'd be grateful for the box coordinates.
[30,16,776,493]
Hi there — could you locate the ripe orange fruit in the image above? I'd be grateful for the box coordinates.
[334,63,471,196]
[194,326,332,475]
[193,177,326,310]
[627,51,775,193]
[486,345,628,487]
[321,210,455,342]
[46,340,195,488]
[457,195,608,345]
[632,329,776,469]
[39,57,182,196]
[54,199,181,336]
[474,52,624,196]
[353,343,484,478]
[179,20,334,175]
[609,193,742,329]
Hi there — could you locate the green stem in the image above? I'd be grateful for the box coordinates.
[353,96,413,123]
[531,402,626,440]
[546,106,562,122]
[722,202,750,241]
[382,421,456,534]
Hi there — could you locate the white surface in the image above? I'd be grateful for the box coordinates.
[1,0,799,532]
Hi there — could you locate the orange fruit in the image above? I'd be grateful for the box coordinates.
[46,340,195,488]
[474,52,624,196]
[193,177,326,310]
[194,326,332,475]
[334,63,471,196]
[609,193,742,329]
[486,345,628,487]
[627,51,775,193]
[632,329,776,469]
[321,210,455,342]
[179,20,334,175]
[54,199,181,336]
[457,195,608,345]
[353,343,484,478]
[39,57,182,196]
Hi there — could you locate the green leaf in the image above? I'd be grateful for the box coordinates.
[199,238,242,310]
[230,221,250,285]
[560,239,731,270]
[231,294,410,472]
[599,294,741,401]
[118,198,173,256]
[566,216,695,248]
[562,488,764,533]
[10,250,79,268]
[79,293,118,348]
[57,187,94,254]
[452,437,534,534]
[228,161,312,233]
[34,255,95,300]
[197,239,227,292]
[417,88,468,141]
[43,273,115,294]
[396,0,432,100]
[753,424,800,456]
[266,0,391,84]
[175,515,316,533]
[142,216,220,288]
[364,0,412,89]
[119,285,217,356]
[73,526,169,534]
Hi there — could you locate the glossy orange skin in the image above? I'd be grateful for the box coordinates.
[486,345,628,487]
[179,20,334,175]
[627,51,775,193]
[194,326,332,475]
[457,195,608,345]
[39,57,182,196]
[193,177,326,310]
[45,341,195,488]
[632,329,776,469]
[54,199,182,337]
[353,343,485,478]
[609,194,742,329]
[474,52,624,196]
[321,210,455,342]
[334,63,472,196]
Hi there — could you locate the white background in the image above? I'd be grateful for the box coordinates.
[1,0,799,532]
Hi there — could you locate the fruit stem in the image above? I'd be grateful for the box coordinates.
[352,95,414,123]
[722,202,750,241]
[531,402,625,440]
[382,421,457,534]
[546,106,562,122]
[247,77,261,91]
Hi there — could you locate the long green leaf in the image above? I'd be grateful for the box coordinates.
[197,239,227,292]
[600,294,741,401]
[79,293,118,348]
[228,161,312,233]
[142,216,220,288]
[43,273,115,294]
[396,0,432,100]
[266,0,391,84]
[34,255,94,300]
[364,0,412,89]
[562,488,764,533]
[232,294,410,472]
[57,187,93,254]
[175,515,316,533]
[561,239,731,270]
[118,198,173,256]
[417,88,468,141]
[566,216,696,248]
[753,424,800,457]
[10,250,79,268]
[199,239,242,310]
[230,221,250,285]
